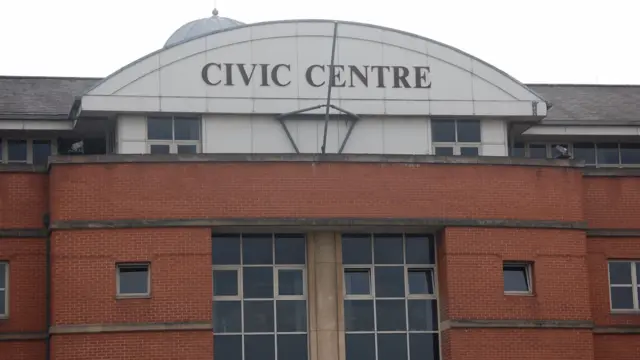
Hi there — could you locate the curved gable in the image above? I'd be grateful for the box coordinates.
[82,20,546,117]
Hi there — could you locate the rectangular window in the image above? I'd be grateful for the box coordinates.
[7,140,27,163]
[342,233,439,360]
[212,233,308,360]
[0,139,54,164]
[147,116,201,154]
[0,262,7,318]
[503,262,532,294]
[431,119,481,156]
[116,263,150,297]
[608,261,640,311]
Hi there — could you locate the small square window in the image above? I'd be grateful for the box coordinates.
[408,269,434,295]
[460,147,479,156]
[117,263,150,297]
[345,269,371,295]
[213,270,239,296]
[434,147,454,156]
[503,262,532,294]
[7,140,27,162]
[150,144,171,154]
[278,269,304,296]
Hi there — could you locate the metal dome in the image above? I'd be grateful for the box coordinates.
[164,9,245,48]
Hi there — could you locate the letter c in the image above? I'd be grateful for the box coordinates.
[202,63,222,85]
[305,65,325,87]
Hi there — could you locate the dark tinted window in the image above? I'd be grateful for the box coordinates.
[620,143,640,164]
[147,117,173,140]
[460,147,479,156]
[434,147,453,156]
[7,140,27,162]
[117,264,149,295]
[374,235,403,264]
[456,120,481,142]
[275,235,306,264]
[32,140,51,165]
[611,287,634,309]
[512,142,525,157]
[573,143,596,164]
[431,120,455,142]
[342,235,372,265]
[609,262,632,284]
[214,301,241,332]
[503,264,530,292]
[212,235,241,265]
[149,144,170,154]
[243,267,273,298]
[597,143,619,164]
[177,144,197,154]
[214,336,242,360]
[213,270,238,296]
[345,269,371,295]
[528,144,546,159]
[174,117,200,140]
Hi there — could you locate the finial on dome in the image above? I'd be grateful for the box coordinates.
[212,8,219,16]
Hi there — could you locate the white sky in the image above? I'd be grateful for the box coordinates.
[1,0,637,84]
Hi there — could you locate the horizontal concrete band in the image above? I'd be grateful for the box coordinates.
[587,229,640,238]
[0,332,48,341]
[593,327,640,334]
[49,321,212,335]
[583,168,640,177]
[441,319,594,330]
[50,218,588,231]
[48,153,581,168]
[0,228,47,238]
[0,164,47,173]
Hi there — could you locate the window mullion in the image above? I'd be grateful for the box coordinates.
[632,263,639,310]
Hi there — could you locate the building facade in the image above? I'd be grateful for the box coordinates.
[1,12,640,360]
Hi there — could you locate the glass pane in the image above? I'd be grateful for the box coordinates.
[374,234,403,264]
[342,234,372,265]
[573,143,596,164]
[344,300,374,331]
[213,270,238,296]
[245,335,275,360]
[512,142,525,157]
[345,334,375,360]
[276,300,307,332]
[597,143,619,165]
[149,144,170,154]
[177,144,197,154]
[503,266,529,292]
[275,235,306,264]
[174,118,201,140]
[375,266,405,297]
[636,262,640,282]
[410,333,439,360]
[147,117,173,140]
[611,287,634,310]
[278,269,304,296]
[243,300,274,332]
[243,234,273,265]
[32,140,51,165]
[434,147,454,156]
[377,334,408,360]
[550,144,569,158]
[278,334,308,360]
[243,267,273,298]
[528,144,546,159]
[0,290,4,316]
[609,262,632,285]
[0,264,5,288]
[214,335,242,360]
[408,300,438,331]
[212,235,241,265]
[456,120,481,142]
[431,120,455,142]
[408,269,434,294]
[460,147,479,156]
[213,301,241,333]
[118,266,148,294]
[345,269,371,295]
[620,143,640,164]
[7,140,27,162]
[375,300,406,331]
[405,235,434,264]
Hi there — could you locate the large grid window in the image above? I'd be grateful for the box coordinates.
[512,142,640,166]
[608,261,640,311]
[212,233,308,360]
[0,262,7,318]
[0,139,54,165]
[146,116,201,154]
[342,234,439,360]
[431,119,481,156]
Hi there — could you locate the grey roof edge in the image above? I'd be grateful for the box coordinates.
[81,19,545,102]
[0,75,102,80]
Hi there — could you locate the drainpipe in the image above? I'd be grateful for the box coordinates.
[43,213,51,360]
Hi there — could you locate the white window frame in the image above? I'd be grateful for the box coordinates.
[0,138,57,165]
[342,233,440,360]
[0,262,8,319]
[116,263,151,298]
[503,262,533,295]
[608,260,640,312]
[212,233,308,360]
[145,116,201,155]
[431,119,482,156]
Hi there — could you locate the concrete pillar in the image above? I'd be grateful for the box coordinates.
[308,232,342,360]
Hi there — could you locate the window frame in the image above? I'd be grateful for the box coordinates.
[0,262,8,319]
[431,119,482,156]
[145,116,201,155]
[608,260,640,312]
[0,138,56,165]
[503,262,533,295]
[116,262,151,298]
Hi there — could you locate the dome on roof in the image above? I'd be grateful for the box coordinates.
[164,9,245,48]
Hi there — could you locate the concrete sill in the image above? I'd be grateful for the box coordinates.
[610,310,640,315]
[115,295,151,300]
[504,292,535,297]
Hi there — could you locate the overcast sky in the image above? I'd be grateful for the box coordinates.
[1,0,637,84]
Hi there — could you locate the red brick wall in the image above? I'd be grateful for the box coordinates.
[0,173,47,228]
[594,334,640,360]
[0,239,46,333]
[51,331,212,360]
[584,177,640,228]
[50,228,211,325]
[0,341,46,360]
[442,328,594,360]
[49,163,584,222]
[440,228,591,321]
